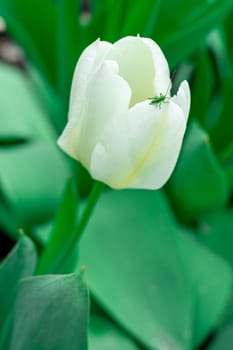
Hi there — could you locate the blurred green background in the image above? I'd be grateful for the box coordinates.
[1,0,233,349]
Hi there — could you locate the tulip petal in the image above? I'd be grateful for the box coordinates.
[58,59,131,167]
[124,101,187,189]
[68,39,112,121]
[107,36,156,106]
[90,117,132,188]
[90,99,187,190]
[141,37,170,96]
[58,37,190,191]
[171,80,191,120]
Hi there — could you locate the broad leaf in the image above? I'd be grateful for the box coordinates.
[178,230,232,346]
[0,63,56,143]
[198,209,233,269]
[10,270,88,350]
[207,324,233,350]
[0,235,37,349]
[89,315,139,350]
[189,49,215,127]
[156,0,233,67]
[167,122,229,221]
[79,190,232,349]
[0,143,69,228]
[0,234,37,328]
[0,0,58,87]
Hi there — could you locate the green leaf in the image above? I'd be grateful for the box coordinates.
[103,0,125,41]
[81,2,114,48]
[220,293,233,329]
[0,143,69,228]
[178,230,232,346]
[79,190,193,350]
[0,234,37,349]
[56,0,82,106]
[167,121,229,221]
[10,269,89,350]
[198,209,233,269]
[190,49,215,127]
[223,6,233,60]
[89,315,139,350]
[79,190,232,349]
[0,197,19,240]
[121,0,162,38]
[37,178,79,274]
[207,27,232,83]
[218,136,233,188]
[0,63,56,143]
[0,62,70,229]
[209,75,233,153]
[0,0,58,88]
[0,234,37,328]
[207,324,233,350]
[156,0,233,67]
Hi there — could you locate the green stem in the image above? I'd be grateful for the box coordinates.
[74,181,104,240]
[54,181,104,273]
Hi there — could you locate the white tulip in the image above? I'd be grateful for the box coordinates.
[58,36,190,190]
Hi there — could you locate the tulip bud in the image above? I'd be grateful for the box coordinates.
[58,36,190,190]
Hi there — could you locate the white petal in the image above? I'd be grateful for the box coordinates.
[58,60,131,167]
[125,100,187,189]
[57,117,80,161]
[171,80,191,120]
[68,39,112,121]
[106,36,156,106]
[141,37,170,96]
[90,117,132,188]
[90,99,187,190]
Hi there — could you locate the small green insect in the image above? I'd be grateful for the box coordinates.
[148,72,175,108]
[148,92,169,108]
